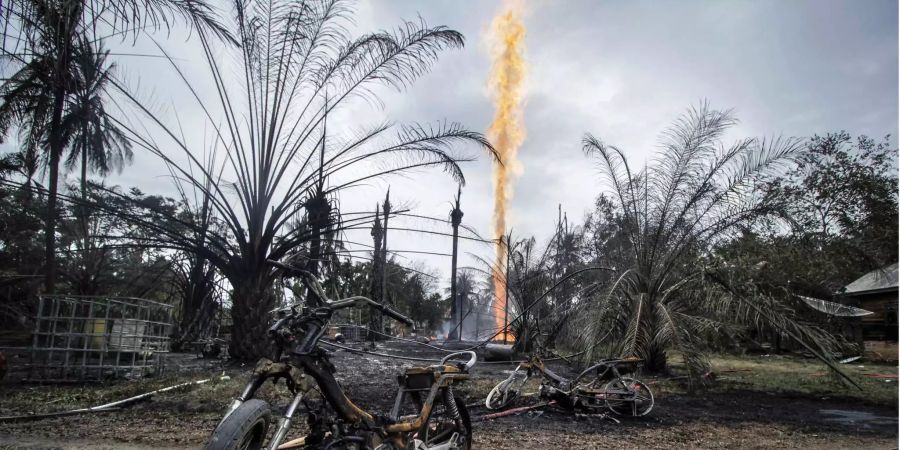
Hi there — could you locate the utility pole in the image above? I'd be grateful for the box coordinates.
[503,234,511,345]
[449,186,463,341]
[380,190,391,334]
[368,205,383,344]
[474,309,480,341]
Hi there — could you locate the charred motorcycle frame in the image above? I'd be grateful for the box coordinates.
[485,354,654,417]
[205,260,477,450]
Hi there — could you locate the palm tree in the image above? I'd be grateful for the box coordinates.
[0,63,50,198]
[1,1,83,293]
[103,0,495,360]
[62,41,132,203]
[58,40,133,279]
[0,0,230,293]
[444,268,476,339]
[577,103,853,385]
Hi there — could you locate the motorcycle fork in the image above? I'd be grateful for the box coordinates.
[267,390,305,450]
[219,374,265,426]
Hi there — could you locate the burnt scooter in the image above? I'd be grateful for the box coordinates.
[205,260,476,450]
[485,354,654,417]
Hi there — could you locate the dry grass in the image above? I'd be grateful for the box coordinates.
[664,353,899,406]
[3,353,895,417]
[0,370,296,416]
[0,353,895,449]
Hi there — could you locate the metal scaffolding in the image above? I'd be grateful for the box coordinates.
[29,295,173,382]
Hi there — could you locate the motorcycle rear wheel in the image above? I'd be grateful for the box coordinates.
[416,394,471,450]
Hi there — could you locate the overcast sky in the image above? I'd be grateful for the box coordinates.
[12,0,899,288]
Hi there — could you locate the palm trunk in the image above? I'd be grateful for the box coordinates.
[449,193,462,340]
[643,306,668,373]
[366,208,383,342]
[43,85,65,294]
[80,136,90,256]
[80,139,87,201]
[173,261,216,351]
[229,275,276,361]
[643,346,668,373]
[304,193,330,278]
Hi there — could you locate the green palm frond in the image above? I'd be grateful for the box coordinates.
[574,102,854,386]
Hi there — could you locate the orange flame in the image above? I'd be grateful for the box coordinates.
[496,330,516,343]
[487,4,526,343]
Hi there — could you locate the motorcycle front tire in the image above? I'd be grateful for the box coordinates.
[204,399,272,450]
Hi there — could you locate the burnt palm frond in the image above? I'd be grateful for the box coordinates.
[100,0,492,359]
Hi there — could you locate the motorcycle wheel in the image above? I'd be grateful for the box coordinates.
[204,399,272,450]
[415,394,471,450]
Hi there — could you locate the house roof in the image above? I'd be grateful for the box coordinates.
[843,263,899,296]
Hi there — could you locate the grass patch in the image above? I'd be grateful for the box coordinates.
[3,353,895,416]
[0,370,279,415]
[459,375,545,401]
[666,353,898,406]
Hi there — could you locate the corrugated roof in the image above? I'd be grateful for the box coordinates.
[844,263,899,295]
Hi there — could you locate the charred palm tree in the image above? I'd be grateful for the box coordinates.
[578,103,856,386]
[539,209,592,348]
[108,0,494,359]
[169,179,223,350]
[301,187,339,277]
[171,252,222,350]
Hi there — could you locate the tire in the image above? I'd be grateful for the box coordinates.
[603,377,654,417]
[485,378,518,410]
[205,399,272,450]
[417,393,472,450]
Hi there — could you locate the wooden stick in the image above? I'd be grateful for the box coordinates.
[277,436,307,449]
[472,401,556,422]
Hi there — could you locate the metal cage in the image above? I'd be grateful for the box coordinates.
[28,295,174,382]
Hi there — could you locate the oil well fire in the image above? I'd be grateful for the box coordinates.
[488,2,526,344]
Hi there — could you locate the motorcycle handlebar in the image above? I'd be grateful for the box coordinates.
[441,351,478,370]
[379,304,414,327]
[268,259,414,326]
[268,259,327,304]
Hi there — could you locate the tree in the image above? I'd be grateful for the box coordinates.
[0,0,229,293]
[315,259,447,335]
[108,0,494,360]
[61,41,132,204]
[582,194,631,273]
[54,182,179,297]
[0,153,45,326]
[0,1,78,293]
[761,132,898,291]
[445,268,477,339]
[576,103,851,383]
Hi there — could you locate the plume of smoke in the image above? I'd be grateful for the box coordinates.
[487,3,526,342]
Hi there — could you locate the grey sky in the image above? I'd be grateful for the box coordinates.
[349,0,899,283]
[13,0,899,287]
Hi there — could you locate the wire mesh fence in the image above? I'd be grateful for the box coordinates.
[28,295,174,382]
[330,323,366,341]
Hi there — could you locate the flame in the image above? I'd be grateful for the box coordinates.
[496,331,516,343]
[487,3,526,343]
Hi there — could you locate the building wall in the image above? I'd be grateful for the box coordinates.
[851,291,899,342]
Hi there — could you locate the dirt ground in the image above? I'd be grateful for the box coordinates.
[1,342,897,449]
